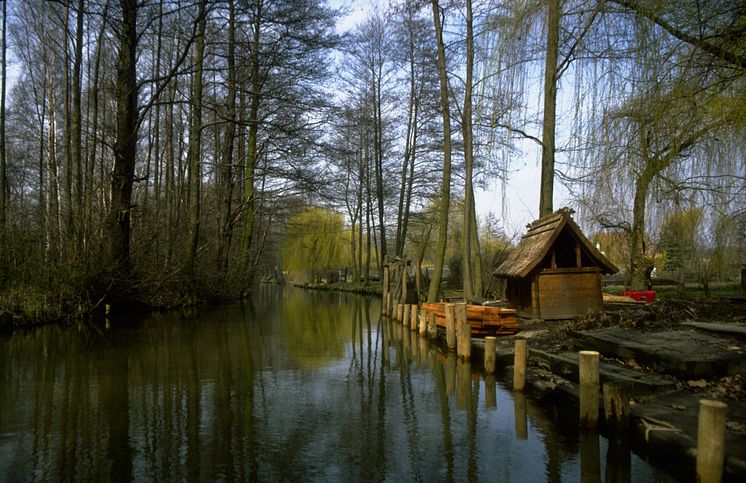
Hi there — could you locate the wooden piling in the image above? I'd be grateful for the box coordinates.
[446,352,456,396]
[603,383,629,435]
[484,374,496,409]
[697,399,728,483]
[579,350,600,428]
[418,310,427,336]
[410,304,418,331]
[580,429,601,483]
[387,293,394,317]
[514,392,527,439]
[484,336,496,374]
[403,304,411,327]
[455,303,470,360]
[513,338,527,392]
[427,312,438,338]
[445,303,456,351]
[382,264,389,315]
[456,358,471,410]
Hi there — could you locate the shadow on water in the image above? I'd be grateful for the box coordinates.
[0,285,680,481]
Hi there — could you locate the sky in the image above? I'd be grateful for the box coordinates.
[331,0,573,236]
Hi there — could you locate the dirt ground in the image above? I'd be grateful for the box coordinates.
[524,297,746,403]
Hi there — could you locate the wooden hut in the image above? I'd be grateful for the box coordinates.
[494,208,618,319]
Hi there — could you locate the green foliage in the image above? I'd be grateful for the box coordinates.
[281,207,350,282]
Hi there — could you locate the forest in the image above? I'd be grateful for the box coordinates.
[0,0,743,322]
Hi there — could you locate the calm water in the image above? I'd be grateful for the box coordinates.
[0,285,676,482]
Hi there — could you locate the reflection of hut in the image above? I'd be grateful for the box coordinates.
[494,208,618,319]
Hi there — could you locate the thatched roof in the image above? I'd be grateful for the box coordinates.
[494,208,618,278]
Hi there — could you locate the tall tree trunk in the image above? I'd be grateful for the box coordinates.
[217,0,236,273]
[164,77,176,269]
[461,0,475,301]
[470,188,484,297]
[539,0,560,217]
[103,0,138,289]
[86,3,108,253]
[0,0,6,259]
[357,129,364,285]
[364,133,372,285]
[47,72,62,260]
[427,0,453,303]
[395,4,419,258]
[401,97,417,258]
[240,0,263,288]
[71,0,85,250]
[152,0,163,263]
[629,166,653,290]
[373,58,387,272]
[63,3,74,241]
[184,0,207,292]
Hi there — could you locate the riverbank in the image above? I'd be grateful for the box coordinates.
[390,296,746,481]
[519,302,746,481]
[292,281,383,296]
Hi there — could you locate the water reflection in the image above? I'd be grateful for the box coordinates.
[0,286,676,481]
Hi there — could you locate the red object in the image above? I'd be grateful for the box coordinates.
[621,290,656,303]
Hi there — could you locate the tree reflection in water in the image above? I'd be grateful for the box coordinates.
[0,286,677,481]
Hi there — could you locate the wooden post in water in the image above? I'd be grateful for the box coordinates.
[382,262,389,315]
[445,352,457,396]
[603,383,629,435]
[401,261,408,307]
[387,293,394,317]
[445,303,456,351]
[410,304,418,331]
[455,303,470,360]
[418,310,427,336]
[484,336,496,374]
[513,338,527,391]
[579,350,600,428]
[427,312,437,338]
[514,392,528,439]
[456,358,471,410]
[581,429,601,483]
[484,374,496,409]
[403,304,411,327]
[697,399,728,483]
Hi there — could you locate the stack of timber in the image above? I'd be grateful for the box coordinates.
[421,303,520,336]
[602,293,646,307]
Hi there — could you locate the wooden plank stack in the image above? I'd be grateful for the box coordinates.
[421,302,519,336]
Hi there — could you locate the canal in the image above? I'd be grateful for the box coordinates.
[0,285,677,481]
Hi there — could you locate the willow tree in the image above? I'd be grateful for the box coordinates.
[572,0,746,289]
[281,207,349,283]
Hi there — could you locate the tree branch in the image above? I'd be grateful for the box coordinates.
[611,0,746,70]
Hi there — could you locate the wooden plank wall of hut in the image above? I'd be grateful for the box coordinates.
[536,269,602,319]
